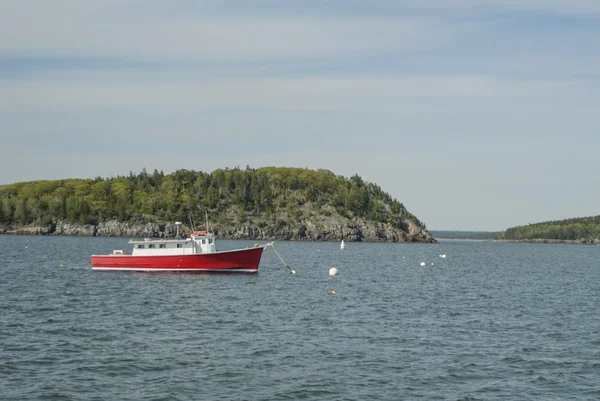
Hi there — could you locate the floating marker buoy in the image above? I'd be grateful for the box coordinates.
[291,269,296,274]
[59,264,64,267]
[441,254,447,259]
[420,262,426,267]
[329,290,336,295]
[431,263,434,265]
[329,267,338,276]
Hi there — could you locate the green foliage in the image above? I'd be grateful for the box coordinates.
[0,167,426,230]
[498,216,600,241]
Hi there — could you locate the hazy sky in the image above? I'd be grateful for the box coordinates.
[1,1,599,231]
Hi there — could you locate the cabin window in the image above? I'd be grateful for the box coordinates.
[148,244,155,249]
[177,244,182,248]
[159,244,166,248]
[202,239,206,244]
[209,239,213,244]
[137,245,145,249]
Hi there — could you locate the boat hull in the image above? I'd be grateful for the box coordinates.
[91,246,266,273]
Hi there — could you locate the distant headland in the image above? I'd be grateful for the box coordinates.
[0,167,435,243]
[428,231,500,240]
[495,215,600,245]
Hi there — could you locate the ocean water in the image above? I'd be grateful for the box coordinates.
[1,235,599,400]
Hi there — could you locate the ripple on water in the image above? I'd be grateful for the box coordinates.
[1,237,600,400]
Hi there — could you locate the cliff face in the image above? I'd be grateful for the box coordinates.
[217,218,434,243]
[1,217,435,243]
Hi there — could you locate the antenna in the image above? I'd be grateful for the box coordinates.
[175,221,182,239]
[205,211,210,233]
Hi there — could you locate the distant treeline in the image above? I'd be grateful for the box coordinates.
[0,166,425,230]
[498,215,600,241]
[429,231,500,240]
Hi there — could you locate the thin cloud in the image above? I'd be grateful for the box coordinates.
[2,75,587,113]
[1,0,599,231]
[0,2,453,61]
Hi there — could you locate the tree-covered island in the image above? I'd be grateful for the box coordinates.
[0,167,434,243]
[497,215,600,244]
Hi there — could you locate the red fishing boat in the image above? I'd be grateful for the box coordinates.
[91,223,271,273]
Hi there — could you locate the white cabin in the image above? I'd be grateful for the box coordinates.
[129,231,217,256]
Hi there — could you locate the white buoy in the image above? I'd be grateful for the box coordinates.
[441,254,447,259]
[291,269,296,274]
[329,267,338,276]
[420,262,426,267]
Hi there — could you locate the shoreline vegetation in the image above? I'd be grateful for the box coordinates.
[496,215,600,244]
[492,238,600,245]
[431,228,599,245]
[0,167,435,243]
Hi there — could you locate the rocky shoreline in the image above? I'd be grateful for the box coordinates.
[0,219,436,243]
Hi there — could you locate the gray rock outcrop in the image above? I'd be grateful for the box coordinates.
[1,217,435,243]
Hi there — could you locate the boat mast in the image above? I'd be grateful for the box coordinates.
[175,221,182,239]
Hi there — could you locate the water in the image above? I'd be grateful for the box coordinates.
[1,236,599,400]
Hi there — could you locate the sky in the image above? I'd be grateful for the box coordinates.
[1,0,599,231]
